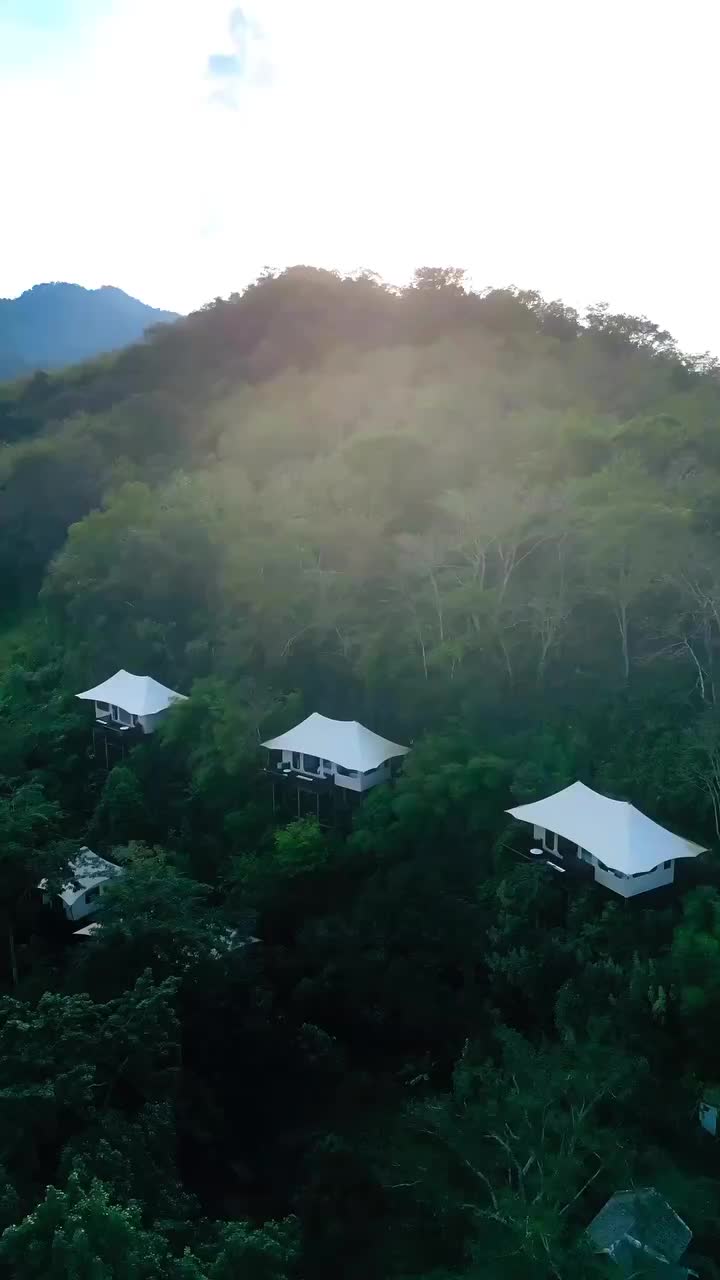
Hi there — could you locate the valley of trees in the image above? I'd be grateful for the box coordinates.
[3,265,720,1276]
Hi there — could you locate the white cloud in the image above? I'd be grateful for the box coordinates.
[1,0,719,355]
[207,6,274,107]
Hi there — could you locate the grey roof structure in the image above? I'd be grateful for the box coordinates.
[609,1238,691,1280]
[587,1189,691,1274]
[38,847,123,911]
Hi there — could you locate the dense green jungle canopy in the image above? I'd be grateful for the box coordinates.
[2,265,720,1277]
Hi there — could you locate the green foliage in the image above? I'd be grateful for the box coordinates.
[92,768,148,846]
[229,819,333,928]
[60,1103,197,1234]
[0,775,63,984]
[194,1218,298,1280]
[382,1032,644,1279]
[0,1165,296,1280]
[670,887,720,1078]
[3,266,720,1277]
[0,777,61,896]
[72,846,222,990]
[272,819,331,877]
[0,1171,172,1279]
[0,971,178,1211]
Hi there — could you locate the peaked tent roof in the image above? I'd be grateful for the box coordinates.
[507,781,705,876]
[39,847,123,908]
[587,1188,692,1265]
[77,669,187,717]
[262,712,409,773]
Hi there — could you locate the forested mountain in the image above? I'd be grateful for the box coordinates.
[0,282,177,380]
[3,266,720,1278]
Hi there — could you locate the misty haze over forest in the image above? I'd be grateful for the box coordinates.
[1,264,720,1276]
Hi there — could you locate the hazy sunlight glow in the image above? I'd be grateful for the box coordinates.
[1,0,718,354]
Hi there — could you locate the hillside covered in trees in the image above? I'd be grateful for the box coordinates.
[0,283,177,381]
[3,266,720,1278]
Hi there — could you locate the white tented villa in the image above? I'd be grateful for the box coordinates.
[507,781,705,899]
[77,669,187,735]
[262,712,409,794]
[39,847,124,923]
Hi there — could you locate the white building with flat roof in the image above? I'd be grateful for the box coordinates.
[507,781,705,898]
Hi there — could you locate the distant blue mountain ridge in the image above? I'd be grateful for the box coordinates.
[0,282,178,380]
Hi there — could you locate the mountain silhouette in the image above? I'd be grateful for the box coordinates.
[0,283,178,380]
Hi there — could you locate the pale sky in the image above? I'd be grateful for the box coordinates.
[1,0,718,355]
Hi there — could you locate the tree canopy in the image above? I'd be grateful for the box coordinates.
[0,265,719,1277]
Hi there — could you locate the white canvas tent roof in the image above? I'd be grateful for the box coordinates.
[262,712,409,773]
[507,781,705,875]
[39,847,123,909]
[77,669,187,717]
